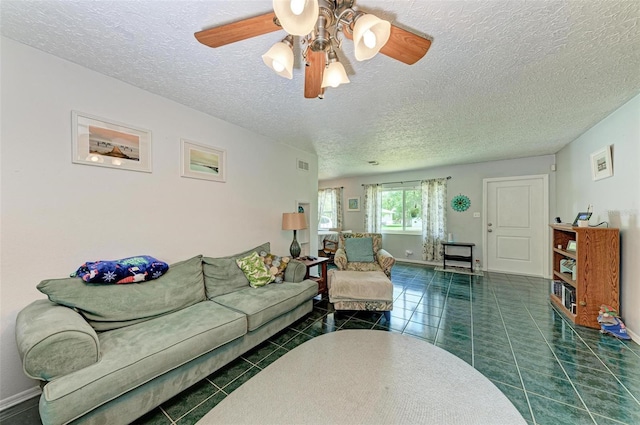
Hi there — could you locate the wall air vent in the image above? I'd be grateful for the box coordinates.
[297,159,309,172]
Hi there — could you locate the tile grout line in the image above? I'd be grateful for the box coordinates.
[469,274,475,368]
[543,308,640,406]
[519,297,598,424]
[488,282,537,425]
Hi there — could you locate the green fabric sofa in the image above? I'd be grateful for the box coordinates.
[15,243,317,425]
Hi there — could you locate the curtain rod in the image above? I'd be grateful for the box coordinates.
[361,176,451,186]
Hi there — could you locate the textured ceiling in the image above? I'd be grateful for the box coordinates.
[2,0,639,180]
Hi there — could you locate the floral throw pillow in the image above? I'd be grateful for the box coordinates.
[236,251,274,288]
[260,251,290,283]
[72,255,169,284]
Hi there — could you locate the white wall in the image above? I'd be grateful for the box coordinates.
[556,93,640,340]
[320,155,556,267]
[0,38,318,404]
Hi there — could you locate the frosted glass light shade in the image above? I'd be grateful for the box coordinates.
[273,0,319,36]
[262,41,294,79]
[321,61,350,88]
[353,14,391,61]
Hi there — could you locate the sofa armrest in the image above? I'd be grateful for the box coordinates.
[376,249,396,277]
[334,248,348,270]
[284,260,306,283]
[16,300,100,381]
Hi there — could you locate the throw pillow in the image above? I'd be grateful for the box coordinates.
[236,252,274,288]
[260,253,290,283]
[345,237,375,262]
[72,255,169,284]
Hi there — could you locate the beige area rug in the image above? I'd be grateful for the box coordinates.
[434,265,485,277]
[197,330,525,425]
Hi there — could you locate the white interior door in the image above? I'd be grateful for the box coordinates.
[483,175,548,277]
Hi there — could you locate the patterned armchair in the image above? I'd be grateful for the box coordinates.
[334,233,395,277]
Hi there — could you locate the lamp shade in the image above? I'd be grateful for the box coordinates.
[282,212,307,230]
[321,61,350,88]
[262,41,294,79]
[273,0,319,36]
[353,14,391,61]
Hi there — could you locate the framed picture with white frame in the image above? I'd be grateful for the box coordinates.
[347,197,360,212]
[590,145,613,181]
[181,139,226,182]
[72,111,152,172]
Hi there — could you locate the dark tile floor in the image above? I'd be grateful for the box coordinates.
[2,263,639,425]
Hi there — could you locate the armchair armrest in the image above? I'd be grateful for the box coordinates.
[16,300,100,381]
[284,260,306,283]
[334,248,348,270]
[376,249,396,277]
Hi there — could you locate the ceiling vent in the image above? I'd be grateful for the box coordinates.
[297,159,309,172]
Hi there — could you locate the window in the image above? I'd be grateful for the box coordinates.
[318,188,341,230]
[380,187,421,233]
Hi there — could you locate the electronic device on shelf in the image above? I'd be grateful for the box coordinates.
[572,212,592,226]
[560,258,577,280]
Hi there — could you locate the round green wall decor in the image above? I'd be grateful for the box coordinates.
[451,194,471,212]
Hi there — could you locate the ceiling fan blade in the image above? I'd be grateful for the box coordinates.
[344,24,431,65]
[380,25,431,65]
[305,50,325,99]
[195,12,280,48]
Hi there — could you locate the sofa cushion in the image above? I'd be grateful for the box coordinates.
[40,301,247,424]
[212,280,318,331]
[202,242,270,298]
[345,237,375,262]
[37,255,205,331]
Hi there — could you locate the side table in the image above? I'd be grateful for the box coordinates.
[442,242,475,272]
[297,257,330,296]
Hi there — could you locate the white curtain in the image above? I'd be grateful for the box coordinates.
[421,178,447,261]
[318,187,343,229]
[363,184,382,232]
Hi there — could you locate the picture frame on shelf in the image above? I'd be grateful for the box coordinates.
[566,240,577,252]
[347,197,360,212]
[72,111,152,172]
[590,145,613,181]
[180,139,226,183]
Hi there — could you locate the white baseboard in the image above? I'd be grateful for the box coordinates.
[0,386,41,412]
[395,258,439,266]
[626,328,639,344]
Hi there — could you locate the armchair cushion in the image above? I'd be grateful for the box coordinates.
[335,233,395,278]
[345,238,375,263]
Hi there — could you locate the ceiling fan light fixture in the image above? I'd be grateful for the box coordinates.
[321,50,350,88]
[273,0,319,36]
[352,13,391,61]
[262,36,295,79]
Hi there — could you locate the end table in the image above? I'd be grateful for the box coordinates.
[297,257,330,296]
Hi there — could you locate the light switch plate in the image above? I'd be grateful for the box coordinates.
[473,212,481,218]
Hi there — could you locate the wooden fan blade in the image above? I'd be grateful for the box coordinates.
[380,25,431,65]
[195,12,280,48]
[305,50,326,99]
[344,24,431,65]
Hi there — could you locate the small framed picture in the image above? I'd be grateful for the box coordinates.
[347,197,360,212]
[566,240,577,252]
[181,139,226,182]
[72,111,152,172]
[590,145,613,181]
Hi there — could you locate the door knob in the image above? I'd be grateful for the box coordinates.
[488,229,493,232]
[488,223,493,226]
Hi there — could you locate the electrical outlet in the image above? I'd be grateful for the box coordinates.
[473,212,480,218]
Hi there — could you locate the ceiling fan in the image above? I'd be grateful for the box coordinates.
[195,0,432,99]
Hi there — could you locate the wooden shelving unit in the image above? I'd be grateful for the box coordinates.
[550,224,619,329]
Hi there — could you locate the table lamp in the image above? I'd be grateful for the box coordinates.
[282,212,307,258]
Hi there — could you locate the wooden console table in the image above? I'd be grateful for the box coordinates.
[297,257,330,296]
[442,242,475,272]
